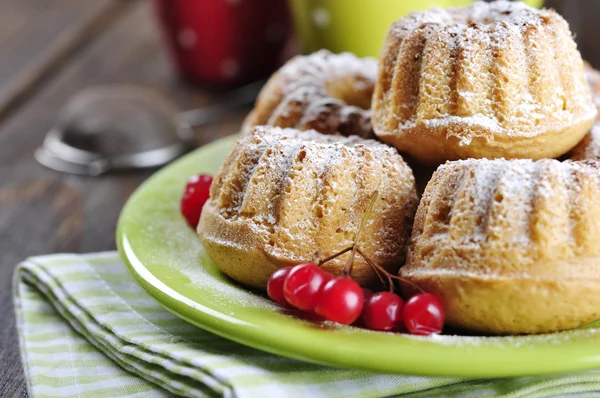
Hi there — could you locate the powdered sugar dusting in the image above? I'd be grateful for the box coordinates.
[322,317,600,350]
[213,127,405,218]
[408,157,600,275]
[425,327,600,348]
[249,50,378,138]
[397,1,543,32]
[202,126,418,287]
[373,0,596,162]
[402,158,600,333]
[280,50,377,86]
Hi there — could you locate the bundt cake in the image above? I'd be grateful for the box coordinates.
[198,126,418,289]
[242,50,377,138]
[372,1,597,165]
[400,158,600,334]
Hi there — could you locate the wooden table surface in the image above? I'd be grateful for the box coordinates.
[0,1,250,395]
[0,1,598,396]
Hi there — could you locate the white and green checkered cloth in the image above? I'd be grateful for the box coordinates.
[13,252,600,397]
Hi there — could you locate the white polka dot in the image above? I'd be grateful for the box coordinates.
[220,58,240,79]
[312,7,331,28]
[178,28,196,50]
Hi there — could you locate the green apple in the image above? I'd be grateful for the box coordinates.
[290,0,545,57]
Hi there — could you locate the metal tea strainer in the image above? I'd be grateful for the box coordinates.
[35,80,264,176]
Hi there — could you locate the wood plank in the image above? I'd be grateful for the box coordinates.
[0,0,128,123]
[0,0,108,82]
[0,1,248,395]
[0,3,128,395]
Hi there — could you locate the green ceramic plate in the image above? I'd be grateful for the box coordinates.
[117,135,600,377]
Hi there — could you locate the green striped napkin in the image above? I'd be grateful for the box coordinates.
[13,252,600,397]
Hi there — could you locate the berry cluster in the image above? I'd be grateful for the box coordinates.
[267,262,444,335]
[267,192,445,335]
[181,174,213,228]
[181,176,445,335]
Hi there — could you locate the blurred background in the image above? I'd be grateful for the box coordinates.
[0,0,595,174]
[0,0,596,121]
[149,0,588,85]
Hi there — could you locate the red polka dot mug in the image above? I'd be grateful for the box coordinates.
[154,0,293,86]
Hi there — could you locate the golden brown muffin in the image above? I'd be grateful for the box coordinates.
[373,1,597,165]
[243,50,377,138]
[400,158,600,335]
[199,126,418,289]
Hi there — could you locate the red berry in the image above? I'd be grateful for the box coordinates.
[321,270,335,286]
[362,292,404,331]
[403,293,445,336]
[315,278,364,325]
[361,288,374,303]
[283,263,328,311]
[181,174,213,228]
[351,288,374,327]
[267,267,293,306]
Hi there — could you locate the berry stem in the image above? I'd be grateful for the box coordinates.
[318,246,353,267]
[341,191,379,278]
[341,244,357,277]
[357,248,394,292]
[388,273,425,294]
[357,247,426,294]
[313,190,423,293]
[353,191,378,245]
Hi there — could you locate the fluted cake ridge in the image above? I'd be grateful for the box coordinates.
[401,158,600,334]
[373,0,596,164]
[199,126,419,289]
